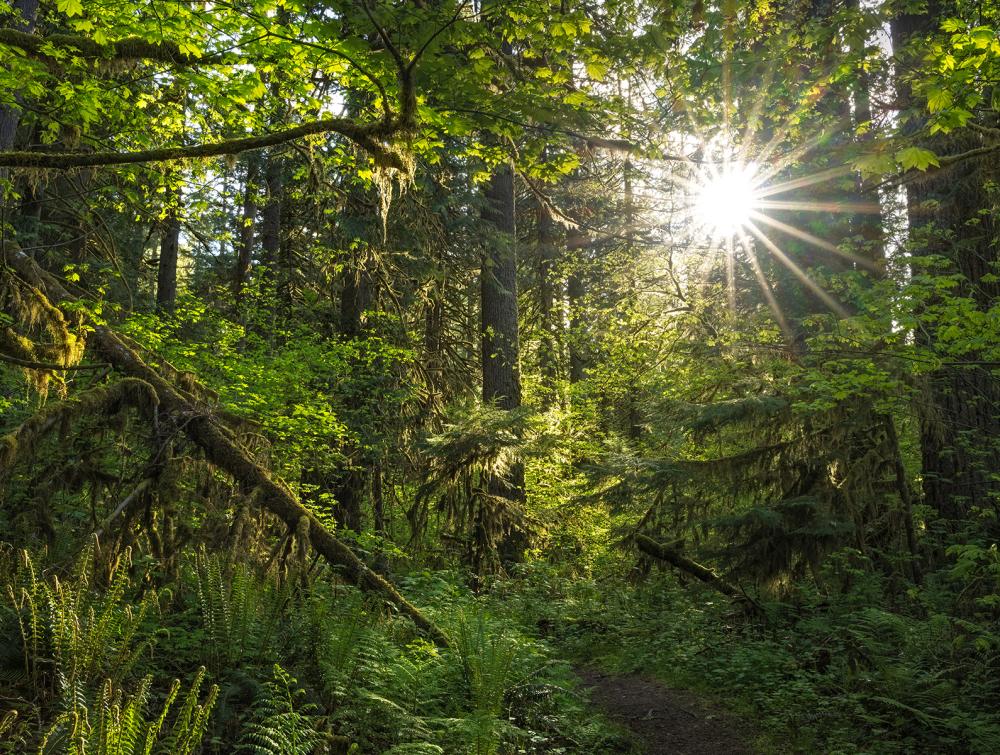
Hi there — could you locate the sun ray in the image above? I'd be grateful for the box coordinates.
[740,235,795,345]
[739,58,779,150]
[726,235,737,312]
[744,221,849,317]
[748,210,875,270]
[755,165,855,199]
[755,199,881,214]
[752,113,860,184]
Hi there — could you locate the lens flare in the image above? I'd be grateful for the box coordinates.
[692,162,760,238]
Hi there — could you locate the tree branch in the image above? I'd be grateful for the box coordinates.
[1,241,449,647]
[635,533,762,613]
[0,117,404,170]
[0,28,227,65]
[0,350,109,370]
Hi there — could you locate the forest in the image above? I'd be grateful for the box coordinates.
[1,0,999,752]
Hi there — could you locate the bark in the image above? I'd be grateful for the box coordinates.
[536,205,561,405]
[635,534,759,611]
[257,146,284,310]
[884,415,921,582]
[566,227,587,384]
[423,280,444,406]
[0,28,228,65]
[339,252,374,339]
[232,157,259,300]
[892,4,1000,526]
[480,163,526,565]
[0,117,406,171]
[0,0,39,152]
[156,187,181,312]
[481,164,522,412]
[1,241,450,647]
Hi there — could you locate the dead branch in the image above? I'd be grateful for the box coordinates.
[635,533,761,612]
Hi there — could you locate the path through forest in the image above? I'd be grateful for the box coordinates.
[578,667,751,754]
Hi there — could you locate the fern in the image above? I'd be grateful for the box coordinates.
[193,551,280,673]
[4,544,156,704]
[451,609,523,755]
[37,669,217,755]
[236,664,326,755]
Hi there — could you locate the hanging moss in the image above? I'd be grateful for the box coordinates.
[0,378,158,477]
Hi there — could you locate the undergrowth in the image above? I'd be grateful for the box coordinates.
[0,546,622,754]
[504,555,1000,755]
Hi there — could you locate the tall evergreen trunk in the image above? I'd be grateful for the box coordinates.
[328,190,382,534]
[232,157,259,301]
[339,249,373,338]
[156,187,181,313]
[481,165,522,411]
[480,163,526,567]
[0,0,38,152]
[260,150,282,288]
[536,205,561,405]
[846,0,885,259]
[567,227,588,384]
[424,279,445,412]
[892,4,1000,526]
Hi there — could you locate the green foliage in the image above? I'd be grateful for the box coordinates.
[237,664,325,755]
[192,552,282,674]
[523,558,1000,754]
[451,609,522,755]
[39,669,217,755]
[3,544,155,704]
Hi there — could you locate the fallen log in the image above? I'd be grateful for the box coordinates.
[2,242,450,647]
[634,533,760,611]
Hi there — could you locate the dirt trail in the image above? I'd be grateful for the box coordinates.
[578,667,751,754]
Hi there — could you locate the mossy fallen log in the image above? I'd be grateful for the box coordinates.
[634,533,760,612]
[2,241,450,648]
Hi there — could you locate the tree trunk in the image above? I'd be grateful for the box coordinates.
[480,163,526,566]
[156,186,181,313]
[232,156,259,300]
[0,0,39,152]
[892,5,1000,527]
[536,205,561,406]
[339,250,374,339]
[567,227,587,384]
[260,150,282,287]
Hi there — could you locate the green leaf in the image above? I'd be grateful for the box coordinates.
[57,0,84,17]
[853,152,895,178]
[896,147,940,171]
[585,58,609,81]
[926,87,953,113]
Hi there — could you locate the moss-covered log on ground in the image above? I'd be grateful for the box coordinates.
[635,533,758,611]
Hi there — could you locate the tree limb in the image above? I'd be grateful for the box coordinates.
[0,350,109,370]
[0,28,227,65]
[635,533,761,612]
[0,117,405,170]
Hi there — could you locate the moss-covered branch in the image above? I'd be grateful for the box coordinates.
[635,534,760,612]
[0,117,406,171]
[0,28,227,65]
[0,378,158,475]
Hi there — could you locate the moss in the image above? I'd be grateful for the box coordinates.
[0,378,158,477]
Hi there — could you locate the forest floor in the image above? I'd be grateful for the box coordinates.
[577,666,751,754]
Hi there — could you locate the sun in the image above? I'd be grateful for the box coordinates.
[692,161,760,239]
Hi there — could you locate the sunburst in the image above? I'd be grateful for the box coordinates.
[671,130,881,337]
